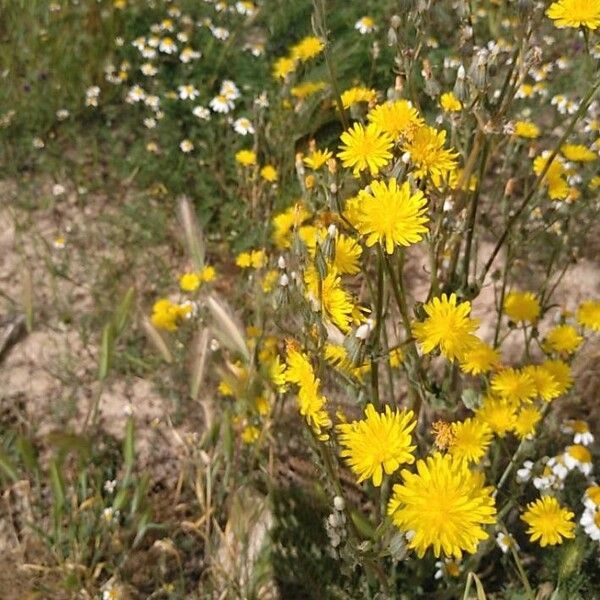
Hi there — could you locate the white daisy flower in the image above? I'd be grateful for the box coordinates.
[126,85,146,103]
[144,95,160,111]
[583,485,600,511]
[159,37,178,54]
[193,106,211,120]
[233,117,254,135]
[141,46,157,59]
[496,531,518,554]
[211,26,230,41]
[141,63,158,76]
[209,94,234,113]
[354,16,376,34]
[178,84,200,100]
[220,80,240,100]
[180,47,201,63]
[180,139,194,153]
[147,35,160,48]
[581,509,600,542]
[564,445,593,476]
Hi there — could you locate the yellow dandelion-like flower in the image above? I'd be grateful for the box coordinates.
[440,92,462,112]
[546,0,600,30]
[272,203,310,249]
[413,293,479,361]
[475,396,516,437]
[514,406,542,439]
[236,249,266,269]
[241,425,261,444]
[402,125,459,184]
[337,404,416,487]
[514,121,540,139]
[521,496,575,547]
[351,178,429,254]
[543,324,583,355]
[541,359,573,395]
[340,86,378,109]
[388,453,496,558]
[200,265,216,282]
[459,339,501,375]
[522,365,561,402]
[304,267,357,332]
[561,143,597,162]
[290,81,327,99]
[504,291,540,323]
[337,122,394,177]
[303,148,333,170]
[285,348,331,439]
[449,418,493,464]
[235,149,257,166]
[533,154,569,200]
[260,164,278,182]
[179,272,200,292]
[577,300,600,331]
[150,299,191,331]
[290,36,325,62]
[367,100,424,141]
[331,233,363,275]
[490,368,537,405]
[269,355,287,390]
[273,56,296,80]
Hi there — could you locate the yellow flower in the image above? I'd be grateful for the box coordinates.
[241,425,261,444]
[200,265,216,282]
[543,324,583,355]
[523,365,561,402]
[513,121,540,139]
[561,143,597,162]
[367,100,424,141]
[475,396,516,437]
[504,291,540,323]
[490,368,536,405]
[541,359,573,395]
[150,299,191,331]
[303,148,333,170]
[337,404,416,487]
[235,149,257,166]
[577,300,600,331]
[513,406,542,438]
[449,418,493,464]
[340,86,378,109]
[273,56,296,79]
[290,81,327,99]
[337,122,394,177]
[413,293,479,361]
[459,339,501,375]
[285,347,331,439]
[440,92,462,112]
[351,179,429,254]
[521,496,575,547]
[236,249,266,269]
[179,272,200,292]
[331,233,363,275]
[546,0,600,29]
[533,154,569,200]
[388,453,496,558]
[402,125,458,184]
[304,267,356,332]
[269,355,287,389]
[290,36,324,62]
[272,203,310,249]
[260,164,278,182]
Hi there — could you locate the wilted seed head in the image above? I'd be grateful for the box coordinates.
[390,15,402,29]
[178,196,205,271]
[206,295,250,362]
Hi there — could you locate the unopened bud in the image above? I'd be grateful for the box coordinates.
[333,496,345,511]
[277,256,286,269]
[279,273,289,287]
